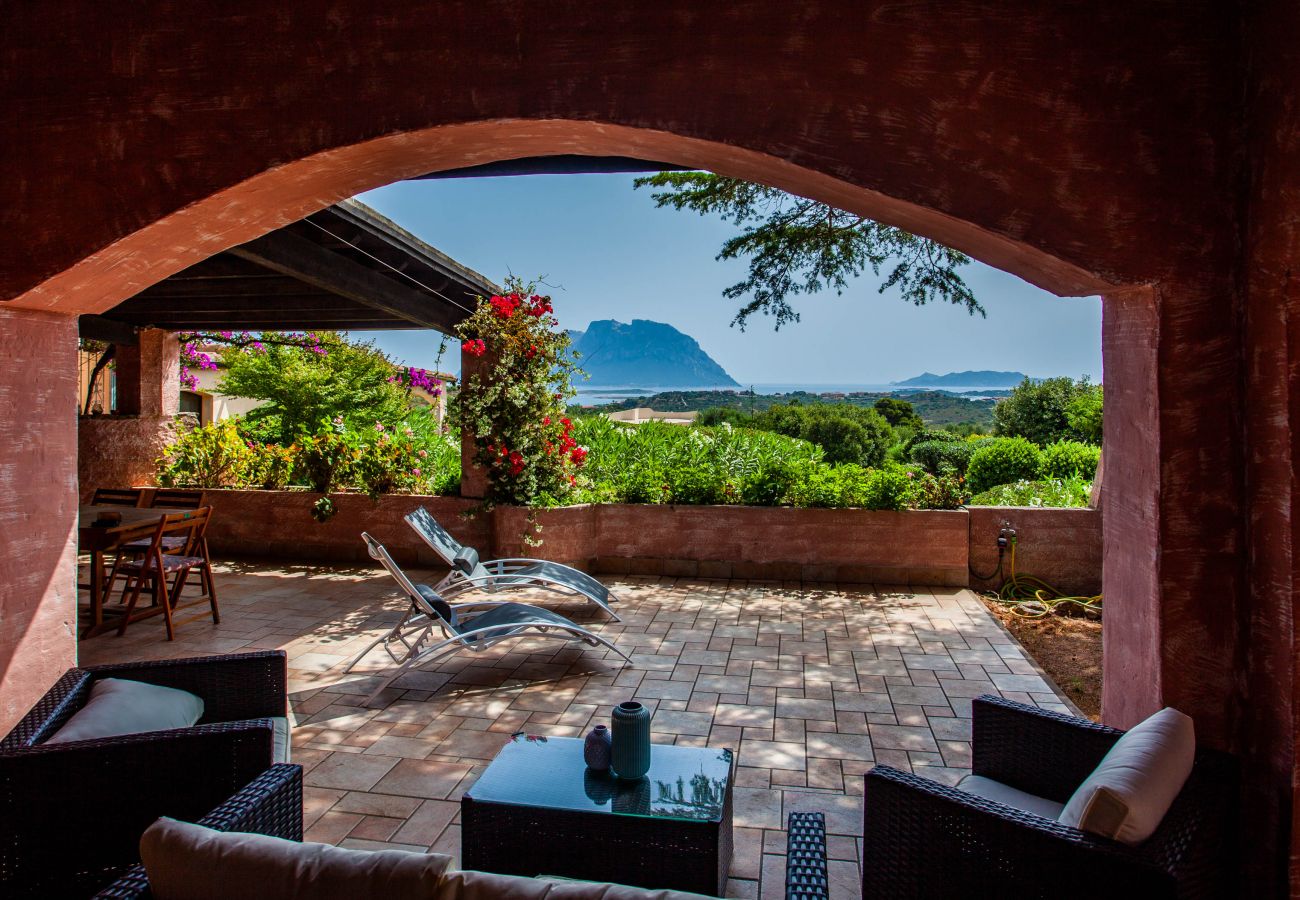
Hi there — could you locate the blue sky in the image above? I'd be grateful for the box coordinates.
[353,174,1101,385]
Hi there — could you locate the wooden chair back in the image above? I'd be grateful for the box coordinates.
[91,488,145,508]
[149,488,205,509]
[140,508,213,566]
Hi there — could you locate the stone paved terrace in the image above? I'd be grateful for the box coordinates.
[77,561,1075,899]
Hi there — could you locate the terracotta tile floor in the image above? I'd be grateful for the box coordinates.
[78,561,1075,899]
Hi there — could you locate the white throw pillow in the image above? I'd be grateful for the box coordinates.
[1058,707,1195,844]
[46,677,204,744]
[141,818,452,900]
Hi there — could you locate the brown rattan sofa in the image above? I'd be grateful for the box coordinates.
[861,695,1237,899]
[0,652,288,897]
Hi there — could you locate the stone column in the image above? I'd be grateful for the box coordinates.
[0,307,78,733]
[77,328,180,499]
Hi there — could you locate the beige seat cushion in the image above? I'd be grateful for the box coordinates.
[436,869,714,900]
[270,716,291,763]
[956,774,1065,820]
[46,678,204,744]
[141,818,452,900]
[1059,707,1196,845]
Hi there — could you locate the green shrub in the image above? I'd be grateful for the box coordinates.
[1040,440,1101,479]
[908,472,969,510]
[254,443,295,490]
[903,428,957,456]
[909,439,975,476]
[752,404,892,468]
[968,476,1091,508]
[994,376,1101,445]
[862,467,912,510]
[966,437,1044,494]
[156,419,260,488]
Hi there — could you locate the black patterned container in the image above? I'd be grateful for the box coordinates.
[610,700,652,779]
[583,723,612,771]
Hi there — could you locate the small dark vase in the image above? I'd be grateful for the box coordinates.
[610,701,653,780]
[583,724,612,772]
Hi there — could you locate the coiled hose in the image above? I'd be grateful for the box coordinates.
[977,535,1103,618]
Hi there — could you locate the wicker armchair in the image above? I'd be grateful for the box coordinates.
[91,764,304,899]
[861,695,1237,899]
[0,650,287,751]
[0,652,290,898]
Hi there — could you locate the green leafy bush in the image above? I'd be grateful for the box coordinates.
[254,443,295,490]
[1040,440,1101,479]
[903,428,957,456]
[1065,383,1103,443]
[966,437,1044,494]
[907,472,969,510]
[156,419,260,488]
[993,376,1101,445]
[861,467,912,510]
[968,476,1091,508]
[909,439,976,476]
[751,404,892,467]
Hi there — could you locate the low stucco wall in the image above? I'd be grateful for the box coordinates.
[967,506,1103,596]
[184,489,1101,591]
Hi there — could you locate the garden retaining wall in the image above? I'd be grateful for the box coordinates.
[160,489,1101,592]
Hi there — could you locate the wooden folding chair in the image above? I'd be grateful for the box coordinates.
[148,488,205,509]
[114,507,220,640]
[90,488,145,508]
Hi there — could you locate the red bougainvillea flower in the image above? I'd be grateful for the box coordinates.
[561,417,572,429]
[570,446,588,466]
[542,416,551,426]
[525,344,537,359]
[461,338,486,356]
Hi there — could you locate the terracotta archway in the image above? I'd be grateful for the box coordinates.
[5,1,1296,892]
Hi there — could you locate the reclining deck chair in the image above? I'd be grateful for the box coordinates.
[348,533,632,703]
[404,506,620,620]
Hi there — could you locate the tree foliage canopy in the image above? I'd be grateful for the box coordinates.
[993,377,1102,446]
[633,172,980,330]
[217,331,412,442]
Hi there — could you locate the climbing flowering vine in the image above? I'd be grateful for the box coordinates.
[449,278,585,519]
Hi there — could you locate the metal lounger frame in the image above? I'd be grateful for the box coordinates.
[405,506,622,620]
[347,533,631,703]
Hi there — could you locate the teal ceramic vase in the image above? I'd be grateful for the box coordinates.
[610,700,652,780]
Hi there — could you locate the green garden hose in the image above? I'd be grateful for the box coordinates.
[995,536,1103,618]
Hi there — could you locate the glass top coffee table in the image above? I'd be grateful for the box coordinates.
[462,734,735,895]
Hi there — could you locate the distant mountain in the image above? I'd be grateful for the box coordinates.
[893,370,1027,388]
[568,319,739,387]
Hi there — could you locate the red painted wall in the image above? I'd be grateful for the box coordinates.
[1243,0,1300,886]
[194,490,1103,593]
[0,309,78,733]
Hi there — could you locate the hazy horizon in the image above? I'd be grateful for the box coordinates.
[351,174,1103,385]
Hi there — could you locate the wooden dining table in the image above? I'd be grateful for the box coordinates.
[78,505,195,638]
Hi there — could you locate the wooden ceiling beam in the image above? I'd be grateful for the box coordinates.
[228,230,465,332]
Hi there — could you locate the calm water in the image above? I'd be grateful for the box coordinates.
[574,382,1011,407]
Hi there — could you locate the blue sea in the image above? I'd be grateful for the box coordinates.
[573,382,1011,407]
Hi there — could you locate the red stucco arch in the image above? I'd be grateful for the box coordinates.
[9,118,1119,318]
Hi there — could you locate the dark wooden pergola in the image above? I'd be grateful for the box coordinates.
[80,199,497,343]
